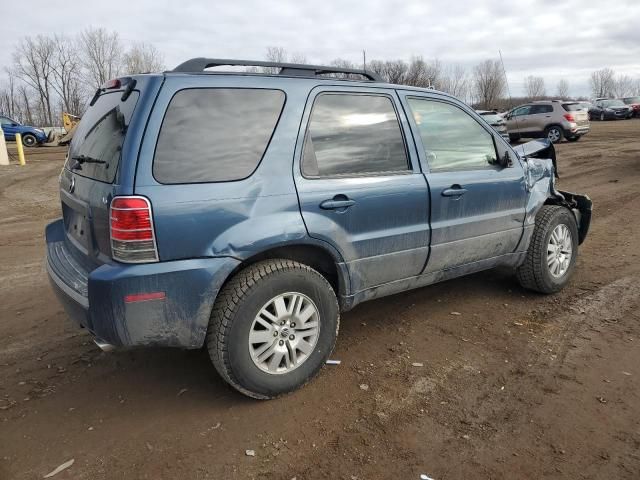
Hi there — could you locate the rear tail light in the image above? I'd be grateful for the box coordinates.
[563,113,575,122]
[110,196,159,263]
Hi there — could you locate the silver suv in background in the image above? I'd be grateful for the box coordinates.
[505,100,590,143]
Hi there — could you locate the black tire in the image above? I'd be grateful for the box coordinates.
[566,135,580,142]
[517,205,579,294]
[509,133,520,143]
[22,133,37,147]
[545,125,563,143]
[206,259,339,399]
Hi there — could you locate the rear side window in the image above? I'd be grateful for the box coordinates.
[154,88,285,183]
[302,94,409,177]
[66,91,139,183]
[407,98,498,171]
[529,104,553,114]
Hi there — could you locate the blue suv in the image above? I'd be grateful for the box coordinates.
[46,59,592,399]
[0,115,48,146]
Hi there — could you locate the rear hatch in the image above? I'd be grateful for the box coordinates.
[58,80,142,268]
[562,103,589,126]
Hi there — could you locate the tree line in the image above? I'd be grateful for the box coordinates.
[0,27,164,127]
[2,37,640,127]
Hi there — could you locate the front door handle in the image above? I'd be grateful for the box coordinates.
[320,196,356,210]
[442,185,467,197]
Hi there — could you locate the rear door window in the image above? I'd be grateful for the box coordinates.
[562,103,582,111]
[66,91,139,183]
[302,93,409,177]
[529,105,553,114]
[153,88,285,184]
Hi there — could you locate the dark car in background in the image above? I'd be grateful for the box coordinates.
[0,115,48,146]
[476,110,510,142]
[621,97,640,117]
[589,99,633,120]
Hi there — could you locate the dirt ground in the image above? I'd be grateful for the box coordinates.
[0,120,639,480]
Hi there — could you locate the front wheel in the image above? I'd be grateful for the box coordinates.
[517,205,579,294]
[207,259,339,399]
[21,133,37,147]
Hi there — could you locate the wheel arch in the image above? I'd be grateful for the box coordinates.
[222,241,351,306]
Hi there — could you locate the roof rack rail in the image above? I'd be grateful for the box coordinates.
[172,58,383,82]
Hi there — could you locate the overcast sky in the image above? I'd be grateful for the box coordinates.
[1,0,639,97]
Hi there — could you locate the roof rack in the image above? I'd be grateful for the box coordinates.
[172,58,383,82]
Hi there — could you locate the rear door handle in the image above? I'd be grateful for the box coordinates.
[442,186,467,197]
[320,197,356,210]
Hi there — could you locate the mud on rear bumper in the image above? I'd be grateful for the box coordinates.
[46,219,240,349]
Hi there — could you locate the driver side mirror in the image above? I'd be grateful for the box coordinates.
[497,150,513,168]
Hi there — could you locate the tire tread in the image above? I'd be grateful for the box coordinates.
[206,259,339,399]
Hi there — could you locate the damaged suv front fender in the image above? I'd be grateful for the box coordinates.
[516,139,592,245]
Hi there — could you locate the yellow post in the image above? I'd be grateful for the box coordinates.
[14,134,26,166]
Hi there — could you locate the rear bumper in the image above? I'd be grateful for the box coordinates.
[565,125,590,137]
[46,219,240,349]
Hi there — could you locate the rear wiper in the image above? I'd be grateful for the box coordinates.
[72,155,106,164]
[70,155,107,171]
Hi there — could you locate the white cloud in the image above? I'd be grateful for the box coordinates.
[1,0,639,97]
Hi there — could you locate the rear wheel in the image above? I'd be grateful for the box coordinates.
[509,133,520,143]
[545,126,563,143]
[21,133,37,147]
[206,259,339,399]
[517,206,579,294]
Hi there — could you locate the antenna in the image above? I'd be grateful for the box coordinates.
[498,50,521,136]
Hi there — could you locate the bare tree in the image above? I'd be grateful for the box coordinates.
[123,42,165,74]
[50,35,84,115]
[556,79,570,99]
[263,46,288,73]
[472,59,506,109]
[612,75,635,97]
[589,68,615,98]
[0,68,20,119]
[369,59,408,84]
[13,36,56,125]
[524,75,546,99]
[79,27,123,88]
[441,64,469,101]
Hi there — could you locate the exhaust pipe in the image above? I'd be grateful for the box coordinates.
[94,338,116,352]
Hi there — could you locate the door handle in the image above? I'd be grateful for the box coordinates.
[441,186,467,197]
[320,197,356,210]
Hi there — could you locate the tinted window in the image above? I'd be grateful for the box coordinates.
[529,104,553,114]
[407,98,498,171]
[562,103,583,111]
[302,94,408,177]
[65,91,139,183]
[154,89,285,183]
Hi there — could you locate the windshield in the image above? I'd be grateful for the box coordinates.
[623,97,640,104]
[65,91,139,183]
[602,100,625,107]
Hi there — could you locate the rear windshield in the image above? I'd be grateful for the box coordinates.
[562,103,583,111]
[65,91,139,183]
[153,88,285,184]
